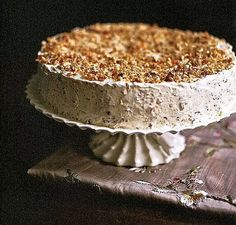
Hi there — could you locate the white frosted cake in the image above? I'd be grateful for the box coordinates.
[36,23,236,131]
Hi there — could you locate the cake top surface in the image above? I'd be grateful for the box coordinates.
[37,23,234,83]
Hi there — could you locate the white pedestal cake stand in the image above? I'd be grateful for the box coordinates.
[26,75,236,167]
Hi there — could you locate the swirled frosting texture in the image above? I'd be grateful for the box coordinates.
[37,61,236,130]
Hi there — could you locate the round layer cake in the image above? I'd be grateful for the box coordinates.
[36,23,236,130]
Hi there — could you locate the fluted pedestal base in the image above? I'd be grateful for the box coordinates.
[89,132,186,167]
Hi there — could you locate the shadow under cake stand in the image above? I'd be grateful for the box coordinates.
[26,75,236,167]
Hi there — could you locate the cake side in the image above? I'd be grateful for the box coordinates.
[37,62,236,130]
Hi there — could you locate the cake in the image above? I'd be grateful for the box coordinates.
[36,23,236,131]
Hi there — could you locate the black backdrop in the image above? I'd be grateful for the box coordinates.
[1,1,236,225]
[2,0,236,62]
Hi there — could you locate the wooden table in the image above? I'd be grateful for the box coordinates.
[27,114,236,225]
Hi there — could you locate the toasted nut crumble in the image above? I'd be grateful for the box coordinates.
[37,23,234,83]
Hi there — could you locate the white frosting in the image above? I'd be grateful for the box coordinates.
[37,61,236,131]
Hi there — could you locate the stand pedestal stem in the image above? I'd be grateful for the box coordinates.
[89,132,186,167]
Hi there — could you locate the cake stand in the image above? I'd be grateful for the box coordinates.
[26,75,236,167]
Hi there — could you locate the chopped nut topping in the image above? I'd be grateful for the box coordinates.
[37,23,234,83]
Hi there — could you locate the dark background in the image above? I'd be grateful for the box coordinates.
[1,1,236,225]
[1,0,236,62]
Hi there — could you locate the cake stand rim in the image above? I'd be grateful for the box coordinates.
[25,74,236,135]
